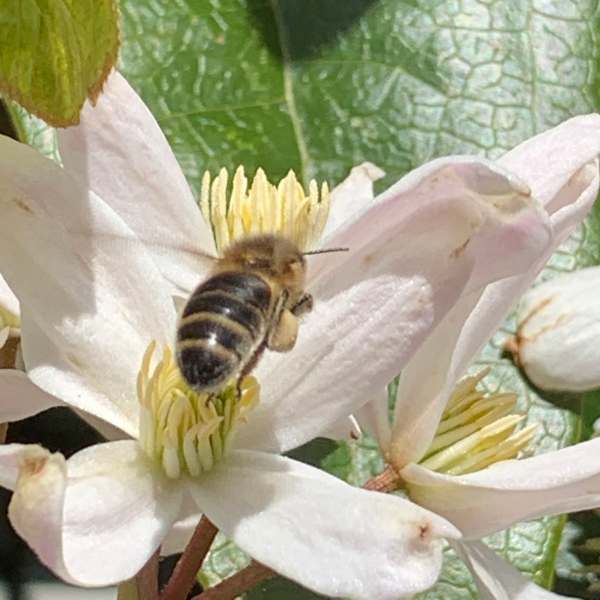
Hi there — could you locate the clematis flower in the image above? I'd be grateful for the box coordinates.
[0,275,19,350]
[353,115,600,598]
[0,72,572,597]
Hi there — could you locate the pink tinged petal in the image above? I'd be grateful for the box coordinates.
[240,157,548,454]
[391,130,600,467]
[0,370,61,422]
[453,540,575,599]
[0,274,19,317]
[498,114,600,211]
[58,71,216,294]
[8,440,183,586]
[188,450,459,600]
[0,135,177,434]
[322,162,385,238]
[402,438,600,540]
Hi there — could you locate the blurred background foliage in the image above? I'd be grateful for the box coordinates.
[2,0,600,598]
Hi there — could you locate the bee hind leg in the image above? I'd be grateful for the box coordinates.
[235,339,268,400]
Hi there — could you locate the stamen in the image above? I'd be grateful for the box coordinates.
[137,342,259,479]
[420,370,537,475]
[200,166,330,254]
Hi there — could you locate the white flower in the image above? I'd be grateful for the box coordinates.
[509,266,600,391]
[354,116,600,597]
[0,71,568,597]
[0,274,19,349]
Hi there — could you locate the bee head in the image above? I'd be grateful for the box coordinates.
[222,235,306,292]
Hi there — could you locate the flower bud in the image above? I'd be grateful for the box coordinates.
[509,266,600,391]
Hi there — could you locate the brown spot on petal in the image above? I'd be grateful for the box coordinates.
[20,455,48,477]
[450,238,470,259]
[418,521,431,541]
[13,197,33,214]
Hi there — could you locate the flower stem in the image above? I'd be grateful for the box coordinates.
[362,465,402,493]
[190,562,274,600]
[189,467,402,599]
[160,515,218,600]
[136,549,160,600]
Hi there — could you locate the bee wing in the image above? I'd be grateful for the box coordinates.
[74,223,217,294]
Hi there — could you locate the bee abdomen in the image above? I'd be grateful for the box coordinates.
[176,272,271,391]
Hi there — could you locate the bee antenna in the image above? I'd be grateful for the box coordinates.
[303,247,349,256]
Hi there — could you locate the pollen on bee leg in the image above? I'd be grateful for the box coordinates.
[200,166,330,254]
[418,369,537,476]
[136,341,260,479]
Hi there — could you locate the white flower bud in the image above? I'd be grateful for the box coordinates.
[510,266,600,392]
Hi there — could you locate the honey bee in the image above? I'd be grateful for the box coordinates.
[176,234,316,393]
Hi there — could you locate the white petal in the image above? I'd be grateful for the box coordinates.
[239,157,550,453]
[391,127,600,466]
[0,136,177,434]
[321,415,362,441]
[453,540,574,599]
[402,437,600,539]
[58,71,215,293]
[499,114,600,211]
[188,450,458,600]
[8,440,182,586]
[0,274,19,317]
[160,512,201,556]
[20,312,137,437]
[515,266,600,391]
[322,162,385,238]
[353,387,392,448]
[0,370,61,422]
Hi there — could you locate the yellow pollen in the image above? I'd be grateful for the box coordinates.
[136,341,259,479]
[200,166,330,254]
[419,368,537,475]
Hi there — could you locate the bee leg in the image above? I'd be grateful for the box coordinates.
[267,309,299,352]
[291,293,313,317]
[204,392,216,407]
[235,339,268,398]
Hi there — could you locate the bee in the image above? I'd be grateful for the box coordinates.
[175,234,316,393]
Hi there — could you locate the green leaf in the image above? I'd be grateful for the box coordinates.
[8,0,600,598]
[0,0,119,126]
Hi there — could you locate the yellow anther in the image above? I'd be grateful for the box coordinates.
[137,342,259,479]
[200,166,330,254]
[420,370,537,476]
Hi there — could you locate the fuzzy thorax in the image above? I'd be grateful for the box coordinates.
[419,369,537,475]
[137,341,259,479]
[200,166,330,254]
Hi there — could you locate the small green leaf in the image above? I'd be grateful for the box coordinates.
[0,0,119,126]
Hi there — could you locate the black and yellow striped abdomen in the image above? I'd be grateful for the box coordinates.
[176,271,272,391]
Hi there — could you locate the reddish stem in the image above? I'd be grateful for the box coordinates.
[160,515,218,600]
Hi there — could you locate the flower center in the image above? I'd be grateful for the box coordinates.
[137,341,259,479]
[200,166,330,254]
[418,368,537,475]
